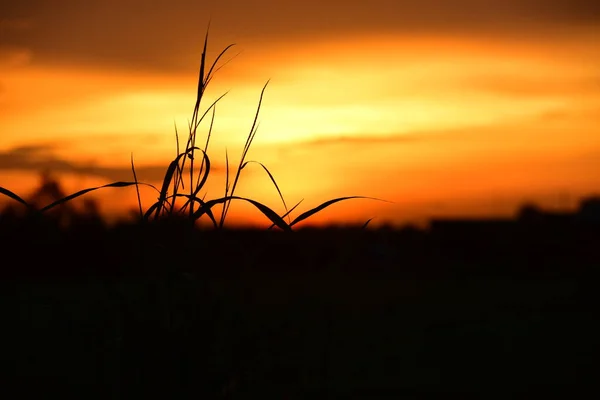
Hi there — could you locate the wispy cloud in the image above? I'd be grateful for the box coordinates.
[282,125,496,149]
[0,144,222,182]
[298,134,422,147]
[468,75,600,98]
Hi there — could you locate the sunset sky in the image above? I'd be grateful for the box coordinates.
[1,1,599,227]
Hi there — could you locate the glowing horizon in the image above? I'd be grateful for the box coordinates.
[1,2,599,227]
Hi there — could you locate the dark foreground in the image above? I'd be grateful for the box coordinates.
[1,217,598,399]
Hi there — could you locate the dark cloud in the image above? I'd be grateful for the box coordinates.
[0,144,221,182]
[532,0,600,24]
[0,16,33,32]
[0,1,596,72]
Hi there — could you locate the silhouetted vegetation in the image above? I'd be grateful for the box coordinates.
[1,30,598,399]
[2,184,598,398]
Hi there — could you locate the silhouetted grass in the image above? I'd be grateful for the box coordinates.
[1,200,599,397]
[0,27,598,399]
[0,28,381,232]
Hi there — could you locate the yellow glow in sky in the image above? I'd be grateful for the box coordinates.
[0,33,599,227]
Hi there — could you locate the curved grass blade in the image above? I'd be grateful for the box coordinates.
[203,45,237,91]
[268,198,304,230]
[40,182,141,213]
[143,201,162,221]
[204,50,241,88]
[362,218,374,230]
[289,196,389,228]
[193,195,291,231]
[241,160,288,218]
[179,149,211,213]
[220,81,270,226]
[191,150,210,197]
[191,92,229,134]
[0,186,29,208]
[172,193,218,228]
[156,147,200,219]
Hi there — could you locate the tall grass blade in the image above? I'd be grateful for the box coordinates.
[220,81,270,227]
[221,148,230,227]
[173,122,186,194]
[174,122,180,158]
[179,93,228,196]
[197,105,216,187]
[131,153,143,220]
[224,148,230,194]
[190,105,217,217]
[191,28,209,124]
[241,160,288,218]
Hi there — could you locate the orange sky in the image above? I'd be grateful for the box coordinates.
[1,1,599,227]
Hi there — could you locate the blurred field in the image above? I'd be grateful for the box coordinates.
[1,217,597,399]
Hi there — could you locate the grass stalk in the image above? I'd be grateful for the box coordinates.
[0,25,385,231]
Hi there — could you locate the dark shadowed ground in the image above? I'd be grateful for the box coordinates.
[0,204,598,399]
